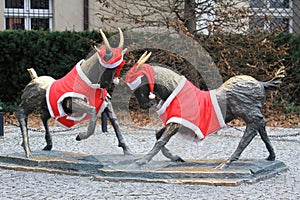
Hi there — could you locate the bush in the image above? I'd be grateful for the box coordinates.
[0,30,298,114]
[196,33,299,109]
[120,32,299,115]
[0,30,102,112]
[275,33,300,107]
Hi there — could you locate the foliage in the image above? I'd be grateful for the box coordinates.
[274,33,300,106]
[0,30,298,116]
[196,32,299,110]
[120,32,299,115]
[0,30,103,112]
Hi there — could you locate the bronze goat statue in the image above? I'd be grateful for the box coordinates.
[124,52,285,169]
[16,28,132,158]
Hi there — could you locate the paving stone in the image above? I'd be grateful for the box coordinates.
[0,126,299,199]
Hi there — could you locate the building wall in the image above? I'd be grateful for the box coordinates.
[293,0,300,34]
[87,0,104,30]
[0,1,4,29]
[0,0,103,31]
[49,0,117,31]
[53,0,84,31]
[0,0,299,34]
[52,0,121,31]
[88,0,157,32]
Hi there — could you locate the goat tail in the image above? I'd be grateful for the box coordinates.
[261,66,285,91]
[27,68,38,80]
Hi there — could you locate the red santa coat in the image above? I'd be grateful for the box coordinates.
[157,76,226,140]
[46,60,108,128]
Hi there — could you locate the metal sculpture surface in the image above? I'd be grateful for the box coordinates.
[125,52,285,169]
[16,29,132,158]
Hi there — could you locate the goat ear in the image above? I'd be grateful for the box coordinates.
[94,45,101,53]
[122,48,127,55]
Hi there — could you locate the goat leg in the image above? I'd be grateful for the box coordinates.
[104,99,133,155]
[128,123,180,170]
[258,118,275,161]
[16,108,33,158]
[72,99,97,140]
[155,126,184,162]
[41,108,52,150]
[216,125,257,169]
[161,147,185,162]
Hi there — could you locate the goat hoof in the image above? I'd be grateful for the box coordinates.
[173,157,185,162]
[123,149,134,155]
[215,162,230,170]
[26,151,33,159]
[266,155,275,161]
[76,135,81,141]
[43,145,52,151]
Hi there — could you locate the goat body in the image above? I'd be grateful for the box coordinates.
[125,61,285,169]
[16,29,132,158]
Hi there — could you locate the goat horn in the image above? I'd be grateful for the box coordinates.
[137,51,148,63]
[140,52,152,65]
[118,27,124,48]
[100,29,112,55]
[136,52,152,70]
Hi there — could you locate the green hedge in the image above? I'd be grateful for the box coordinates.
[0,30,103,111]
[0,30,299,113]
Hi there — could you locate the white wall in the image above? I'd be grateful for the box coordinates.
[53,0,84,31]
[0,0,5,29]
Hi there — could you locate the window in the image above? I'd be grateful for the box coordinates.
[4,0,53,30]
[196,0,216,35]
[249,0,293,33]
[250,0,289,8]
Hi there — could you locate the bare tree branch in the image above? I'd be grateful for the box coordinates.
[95,0,281,35]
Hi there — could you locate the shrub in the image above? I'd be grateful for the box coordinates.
[0,30,102,112]
[0,30,298,114]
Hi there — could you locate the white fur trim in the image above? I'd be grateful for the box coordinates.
[126,76,143,90]
[56,92,88,121]
[97,98,109,117]
[166,117,205,140]
[157,76,186,115]
[97,53,124,69]
[46,81,55,117]
[76,60,101,89]
[209,90,226,129]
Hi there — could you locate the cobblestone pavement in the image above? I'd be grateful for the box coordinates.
[0,124,299,200]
